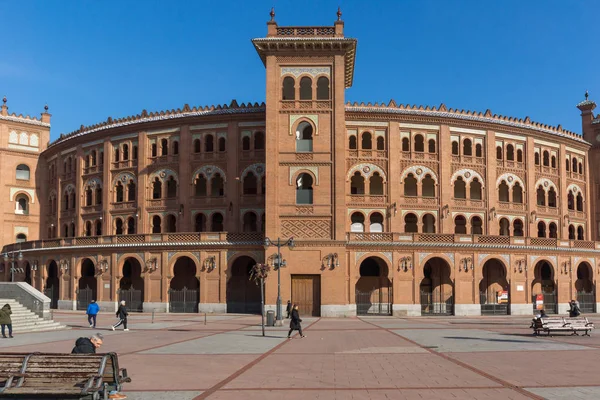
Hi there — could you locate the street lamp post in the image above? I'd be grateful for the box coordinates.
[3,249,23,282]
[263,237,294,325]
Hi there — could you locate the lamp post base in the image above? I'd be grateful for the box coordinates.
[275,318,284,327]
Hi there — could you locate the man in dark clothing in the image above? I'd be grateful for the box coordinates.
[112,301,129,331]
[286,300,292,318]
[569,300,582,317]
[287,304,306,339]
[71,333,103,354]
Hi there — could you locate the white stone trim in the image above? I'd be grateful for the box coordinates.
[494,132,526,141]
[147,127,180,135]
[347,121,389,127]
[449,126,486,135]
[10,188,35,203]
[534,139,560,148]
[566,146,586,156]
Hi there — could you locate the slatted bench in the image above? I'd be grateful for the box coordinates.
[0,352,131,399]
[531,316,595,336]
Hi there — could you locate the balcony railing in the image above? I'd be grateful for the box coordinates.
[347,194,386,204]
[281,100,332,110]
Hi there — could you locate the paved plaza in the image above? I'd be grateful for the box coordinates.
[1,312,600,399]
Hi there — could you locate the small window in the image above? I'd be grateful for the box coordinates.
[463,139,472,156]
[414,135,424,152]
[254,132,265,150]
[349,136,357,149]
[496,146,503,160]
[16,233,27,243]
[517,149,523,162]
[428,139,436,153]
[402,137,410,152]
[173,141,179,155]
[452,141,459,155]
[205,135,214,152]
[123,144,129,160]
[300,77,312,100]
[475,144,482,158]
[16,164,30,180]
[194,139,201,153]
[242,136,250,151]
[296,173,313,204]
[218,137,226,152]
[282,77,295,100]
[376,136,385,151]
[506,144,514,161]
[316,77,329,100]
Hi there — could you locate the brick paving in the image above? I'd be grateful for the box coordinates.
[1,311,599,399]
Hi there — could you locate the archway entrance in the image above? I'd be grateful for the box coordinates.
[355,256,392,315]
[576,262,595,313]
[479,259,509,315]
[169,256,199,313]
[532,261,557,314]
[77,259,97,310]
[45,261,59,309]
[420,257,454,315]
[24,262,32,285]
[118,258,144,312]
[227,256,261,314]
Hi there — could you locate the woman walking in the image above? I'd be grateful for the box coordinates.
[111,300,129,331]
[0,303,13,338]
[287,304,306,339]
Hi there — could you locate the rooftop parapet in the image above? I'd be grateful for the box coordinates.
[0,96,50,127]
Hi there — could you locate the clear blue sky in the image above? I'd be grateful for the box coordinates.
[1,1,598,141]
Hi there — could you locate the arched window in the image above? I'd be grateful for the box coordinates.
[451,141,459,155]
[211,173,225,197]
[243,212,258,232]
[115,148,121,162]
[517,149,523,162]
[67,157,72,172]
[414,135,424,152]
[218,137,226,152]
[70,223,76,237]
[127,217,135,234]
[513,219,524,236]
[85,221,92,237]
[422,214,436,233]
[463,139,472,156]
[499,218,510,236]
[116,182,124,202]
[95,219,102,236]
[95,187,102,205]
[173,141,179,155]
[242,136,250,151]
[282,77,295,100]
[537,221,546,238]
[127,180,136,202]
[296,122,313,152]
[454,215,467,234]
[91,151,97,166]
[15,194,29,215]
[16,233,27,243]
[499,181,509,202]
[161,139,168,156]
[496,146,503,160]
[211,213,224,232]
[512,182,523,203]
[316,76,329,100]
[572,158,577,172]
[454,176,466,199]
[471,216,483,235]
[205,135,214,152]
[551,155,556,168]
[254,132,265,150]
[195,213,206,232]
[506,144,514,161]
[475,143,482,158]
[535,152,540,165]
[370,212,384,232]
[576,193,584,211]
[152,177,162,199]
[133,146,138,160]
[123,144,129,160]
[195,174,207,196]
[349,136,357,149]
[243,172,258,195]
[537,186,546,206]
[543,151,549,166]
[405,213,418,233]
[166,176,177,198]
[567,191,574,210]
[70,192,76,209]
[422,174,435,197]
[165,214,177,233]
[152,215,161,233]
[85,188,93,206]
[403,173,417,196]
[193,139,201,153]
[577,226,584,240]
[351,212,365,232]
[549,222,557,239]
[369,172,384,195]
[296,173,313,204]
[376,136,385,151]
[402,137,410,152]
[470,178,482,200]
[299,77,312,100]
[361,131,372,150]
[566,158,570,171]
[115,218,123,235]
[16,164,30,180]
[579,162,583,174]
[428,139,436,153]
[151,143,157,157]
[351,171,365,195]
[568,224,575,239]
[63,224,68,237]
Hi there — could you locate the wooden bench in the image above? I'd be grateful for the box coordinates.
[0,352,131,399]
[531,316,594,336]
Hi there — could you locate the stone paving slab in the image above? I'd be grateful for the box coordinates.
[124,391,203,400]
[524,386,600,399]
[396,328,591,352]
[308,319,374,330]
[207,389,531,399]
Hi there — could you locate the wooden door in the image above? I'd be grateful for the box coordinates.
[291,275,321,317]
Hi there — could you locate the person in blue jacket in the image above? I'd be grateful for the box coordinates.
[86,300,100,328]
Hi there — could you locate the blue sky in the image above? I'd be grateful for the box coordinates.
[1,1,598,141]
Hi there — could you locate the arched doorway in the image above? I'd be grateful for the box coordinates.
[169,256,199,313]
[77,258,97,310]
[576,262,595,313]
[45,261,59,309]
[532,261,557,314]
[420,257,453,315]
[24,262,32,285]
[226,256,261,314]
[118,258,144,312]
[479,259,509,315]
[355,256,392,315]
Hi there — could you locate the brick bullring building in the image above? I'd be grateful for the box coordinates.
[2,14,600,317]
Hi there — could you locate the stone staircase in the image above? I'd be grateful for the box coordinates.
[0,299,67,334]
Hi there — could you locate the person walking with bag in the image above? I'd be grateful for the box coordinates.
[111,300,129,331]
[0,303,13,338]
[287,304,306,339]
[86,300,100,328]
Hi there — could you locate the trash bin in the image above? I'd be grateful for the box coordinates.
[266,310,275,326]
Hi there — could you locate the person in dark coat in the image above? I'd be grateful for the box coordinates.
[87,300,100,328]
[286,300,292,318]
[568,300,581,317]
[287,304,306,339]
[0,304,13,338]
[71,333,104,354]
[112,301,129,331]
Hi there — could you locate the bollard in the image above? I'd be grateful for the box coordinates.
[152,310,155,324]
[204,312,207,325]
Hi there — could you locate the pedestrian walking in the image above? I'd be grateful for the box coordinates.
[111,300,129,331]
[287,304,306,339]
[568,299,581,317]
[87,299,100,328]
[286,300,292,318]
[0,303,13,338]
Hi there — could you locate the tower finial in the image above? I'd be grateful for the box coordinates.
[2,96,6,104]
[270,7,275,21]
[337,7,342,21]
[585,90,589,100]
[44,104,49,112]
